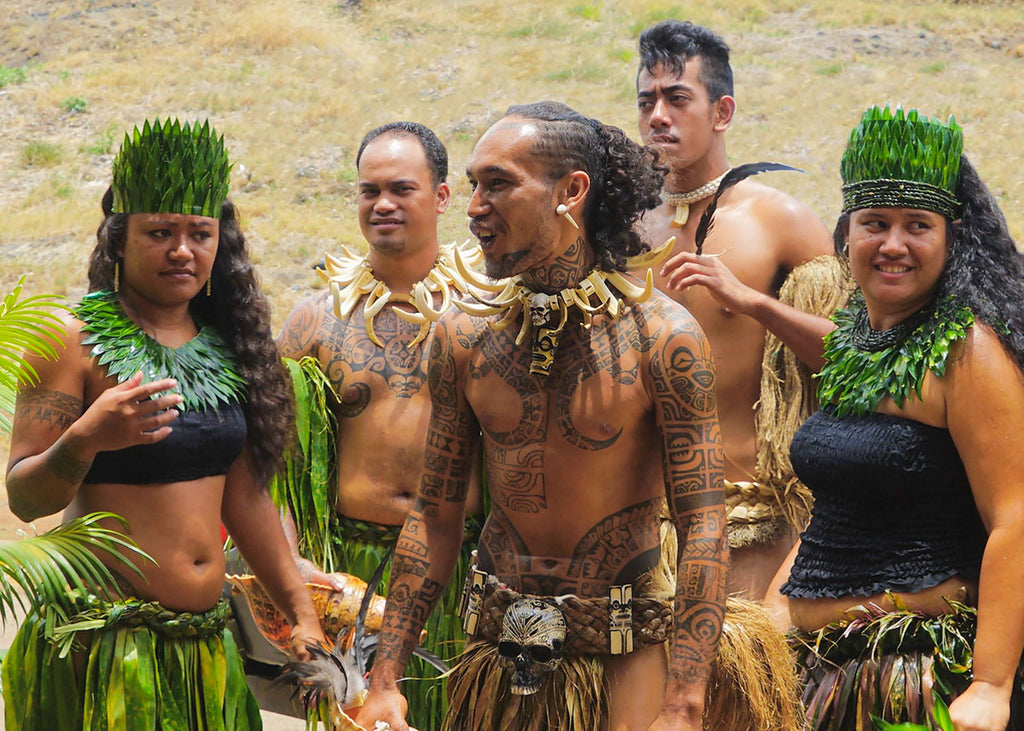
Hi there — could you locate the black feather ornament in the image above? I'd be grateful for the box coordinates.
[274,542,450,721]
[693,162,802,254]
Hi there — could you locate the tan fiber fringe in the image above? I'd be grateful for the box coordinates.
[755,255,853,531]
[443,640,607,731]
[444,598,801,731]
[704,597,803,731]
[662,504,802,728]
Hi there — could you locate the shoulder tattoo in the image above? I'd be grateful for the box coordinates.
[16,389,82,432]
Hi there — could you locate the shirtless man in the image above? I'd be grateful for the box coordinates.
[276,122,481,730]
[636,20,836,600]
[355,102,727,731]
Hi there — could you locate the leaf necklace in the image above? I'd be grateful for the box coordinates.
[816,291,974,417]
[74,291,246,411]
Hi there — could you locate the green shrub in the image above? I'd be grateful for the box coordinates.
[0,66,27,88]
[61,96,88,114]
[21,142,62,168]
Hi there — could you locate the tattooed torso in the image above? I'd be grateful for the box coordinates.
[443,287,727,601]
[278,290,438,524]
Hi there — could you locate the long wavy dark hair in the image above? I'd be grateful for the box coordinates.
[88,188,293,485]
[833,156,1024,371]
[504,101,665,273]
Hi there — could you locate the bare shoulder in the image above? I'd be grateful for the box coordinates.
[277,289,333,359]
[733,179,834,263]
[29,310,89,382]
[948,321,1024,396]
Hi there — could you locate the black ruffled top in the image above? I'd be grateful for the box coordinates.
[82,402,247,485]
[780,407,988,599]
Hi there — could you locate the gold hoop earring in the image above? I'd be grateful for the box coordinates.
[114,261,120,292]
[556,203,579,230]
[206,277,212,296]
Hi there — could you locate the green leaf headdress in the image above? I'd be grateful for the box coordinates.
[841,105,963,219]
[111,118,232,219]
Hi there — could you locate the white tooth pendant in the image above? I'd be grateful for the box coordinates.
[556,203,579,230]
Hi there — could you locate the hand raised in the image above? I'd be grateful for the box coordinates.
[75,372,183,454]
[660,250,760,316]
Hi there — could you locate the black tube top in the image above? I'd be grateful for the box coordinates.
[781,407,987,599]
[81,402,247,485]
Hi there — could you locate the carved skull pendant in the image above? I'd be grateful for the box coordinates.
[528,292,553,327]
[497,598,567,695]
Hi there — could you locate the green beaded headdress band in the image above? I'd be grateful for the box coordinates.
[840,105,963,219]
[111,118,232,219]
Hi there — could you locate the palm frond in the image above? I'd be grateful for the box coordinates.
[0,276,68,434]
[0,512,152,627]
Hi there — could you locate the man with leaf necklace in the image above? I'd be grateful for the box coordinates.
[274,122,483,731]
[635,20,841,602]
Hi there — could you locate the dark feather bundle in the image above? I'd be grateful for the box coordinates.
[694,162,802,254]
[275,543,450,714]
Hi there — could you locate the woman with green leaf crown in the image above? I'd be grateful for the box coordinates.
[764,106,1024,730]
[2,118,326,730]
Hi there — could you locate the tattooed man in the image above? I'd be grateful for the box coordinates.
[636,21,839,601]
[276,122,482,730]
[354,102,727,731]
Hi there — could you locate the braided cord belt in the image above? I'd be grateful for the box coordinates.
[724,479,781,525]
[471,582,672,655]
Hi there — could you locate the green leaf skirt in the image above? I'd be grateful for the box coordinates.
[790,602,1024,730]
[1,599,261,731]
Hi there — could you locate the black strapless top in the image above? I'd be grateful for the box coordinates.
[780,407,987,599]
[82,402,247,485]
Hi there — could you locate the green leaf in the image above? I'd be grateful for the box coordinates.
[0,277,68,434]
[0,512,152,625]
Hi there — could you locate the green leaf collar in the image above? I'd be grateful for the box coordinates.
[817,293,974,417]
[74,291,246,411]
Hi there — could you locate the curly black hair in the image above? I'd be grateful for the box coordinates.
[637,20,733,101]
[88,189,293,486]
[833,155,1024,372]
[503,101,665,273]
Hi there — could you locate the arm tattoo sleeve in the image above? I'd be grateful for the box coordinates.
[650,320,728,688]
[373,317,475,675]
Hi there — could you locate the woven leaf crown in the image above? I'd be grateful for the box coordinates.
[841,105,963,193]
[111,118,232,218]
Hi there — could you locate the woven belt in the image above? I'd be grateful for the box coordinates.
[466,578,672,655]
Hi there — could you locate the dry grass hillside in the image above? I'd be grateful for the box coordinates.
[1,0,1024,533]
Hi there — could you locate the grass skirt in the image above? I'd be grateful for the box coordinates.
[791,601,1024,729]
[444,593,801,731]
[1,599,260,731]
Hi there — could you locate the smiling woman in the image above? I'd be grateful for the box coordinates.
[1,118,326,731]
[768,106,1024,730]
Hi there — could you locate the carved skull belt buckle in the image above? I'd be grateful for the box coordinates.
[497,598,567,696]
